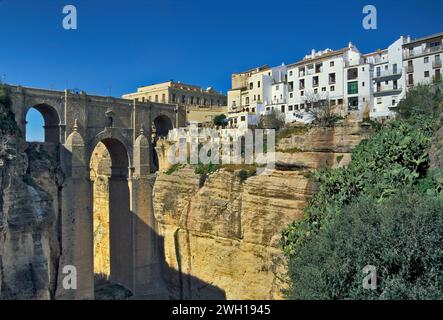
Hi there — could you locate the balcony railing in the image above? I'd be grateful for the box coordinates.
[373,69,402,79]
[404,45,443,58]
[433,60,442,68]
[373,85,403,96]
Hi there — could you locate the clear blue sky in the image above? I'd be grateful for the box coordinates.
[1,0,442,141]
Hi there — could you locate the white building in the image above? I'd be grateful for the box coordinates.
[226,32,443,128]
[403,32,442,88]
[286,42,371,123]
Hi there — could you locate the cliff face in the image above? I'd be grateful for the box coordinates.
[0,94,61,299]
[153,167,315,299]
[153,120,370,299]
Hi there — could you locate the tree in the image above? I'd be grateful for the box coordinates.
[396,79,443,120]
[304,90,341,126]
[213,114,227,127]
[287,193,443,299]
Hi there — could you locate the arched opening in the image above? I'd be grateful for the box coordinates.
[89,138,133,298]
[153,114,173,138]
[25,104,60,143]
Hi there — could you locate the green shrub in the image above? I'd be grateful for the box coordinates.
[194,163,219,175]
[213,114,227,127]
[0,85,19,135]
[287,193,443,299]
[164,163,182,175]
[281,116,434,257]
[396,80,443,120]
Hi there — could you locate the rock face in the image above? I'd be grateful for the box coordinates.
[153,167,315,299]
[152,119,370,299]
[1,94,61,299]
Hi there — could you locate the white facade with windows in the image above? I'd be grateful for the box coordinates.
[403,33,442,90]
[226,32,443,128]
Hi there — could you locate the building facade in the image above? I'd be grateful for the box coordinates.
[226,32,443,128]
[123,81,227,108]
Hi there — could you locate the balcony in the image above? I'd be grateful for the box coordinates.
[373,69,402,80]
[404,45,443,59]
[373,85,403,97]
[433,59,442,68]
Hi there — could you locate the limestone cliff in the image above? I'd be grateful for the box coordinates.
[153,119,370,299]
[0,90,61,299]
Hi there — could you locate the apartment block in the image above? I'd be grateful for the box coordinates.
[403,33,442,88]
[226,31,443,128]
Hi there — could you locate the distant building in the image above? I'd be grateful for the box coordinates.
[123,80,227,107]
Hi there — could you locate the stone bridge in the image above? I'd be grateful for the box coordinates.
[6,84,187,299]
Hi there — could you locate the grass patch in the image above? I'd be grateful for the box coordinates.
[336,155,344,163]
[277,125,310,141]
[164,163,183,175]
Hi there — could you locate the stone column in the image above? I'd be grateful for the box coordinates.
[129,132,168,298]
[56,128,94,300]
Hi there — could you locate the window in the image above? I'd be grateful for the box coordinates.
[322,87,326,92]
[253,95,256,101]
[329,73,336,84]
[258,81,261,88]
[288,81,294,92]
[330,85,335,91]
[425,71,430,78]
[376,66,381,77]
[330,61,334,67]
[289,93,293,98]
[338,99,343,105]
[436,69,441,81]
[301,91,304,96]
[240,116,245,121]
[347,68,358,80]
[300,104,305,109]
[315,63,322,73]
[172,94,176,102]
[385,80,389,85]
[392,99,396,106]
[252,108,255,113]
[245,97,249,105]
[155,95,159,102]
[288,105,293,111]
[362,82,365,87]
[257,94,261,101]
[393,80,398,89]
[281,105,285,113]
[289,71,293,76]
[314,88,318,94]
[299,79,305,89]
[276,85,279,90]
[162,93,166,102]
[408,74,414,86]
[249,83,253,89]
[362,67,365,72]
[377,97,382,104]
[347,81,358,94]
[313,76,319,87]
[424,57,429,63]
[190,96,194,104]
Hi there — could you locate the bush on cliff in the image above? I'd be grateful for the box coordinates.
[0,85,19,135]
[281,81,443,299]
[287,193,443,299]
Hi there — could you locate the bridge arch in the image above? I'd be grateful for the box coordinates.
[153,114,173,138]
[24,103,60,143]
[89,136,133,292]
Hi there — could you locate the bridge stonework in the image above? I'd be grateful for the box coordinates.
[6,84,186,299]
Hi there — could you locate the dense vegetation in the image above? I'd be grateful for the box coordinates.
[0,85,19,135]
[281,80,443,299]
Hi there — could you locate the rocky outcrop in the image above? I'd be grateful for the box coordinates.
[0,91,61,299]
[430,119,443,171]
[153,118,370,299]
[153,167,315,299]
